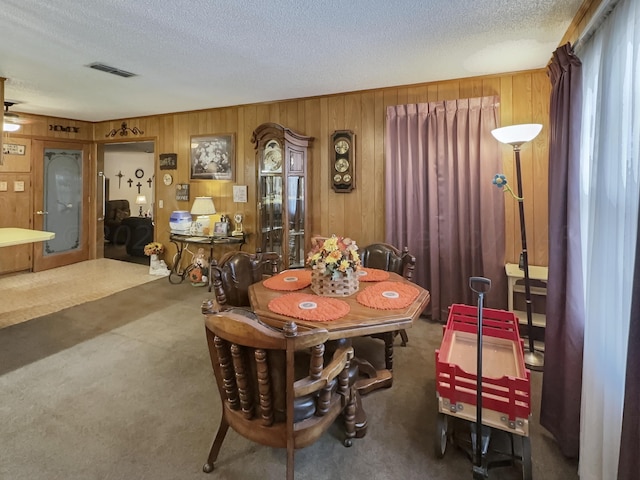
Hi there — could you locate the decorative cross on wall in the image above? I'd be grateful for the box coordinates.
[116,170,124,188]
[147,178,153,187]
[127,178,133,188]
[136,182,142,194]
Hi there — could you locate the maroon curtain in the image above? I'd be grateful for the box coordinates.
[385,97,505,321]
[540,43,584,458]
[618,212,640,477]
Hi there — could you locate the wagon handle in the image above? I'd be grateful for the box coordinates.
[469,276,491,295]
[469,276,491,474]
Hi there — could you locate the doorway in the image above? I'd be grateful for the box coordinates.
[101,141,155,265]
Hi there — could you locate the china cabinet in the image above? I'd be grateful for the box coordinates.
[252,123,313,269]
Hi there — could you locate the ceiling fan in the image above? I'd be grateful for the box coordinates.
[3,101,35,131]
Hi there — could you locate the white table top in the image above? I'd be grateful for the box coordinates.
[505,263,548,281]
[0,228,55,247]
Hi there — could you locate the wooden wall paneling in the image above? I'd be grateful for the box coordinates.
[437,80,460,101]
[0,172,33,274]
[407,85,428,104]
[498,75,516,264]
[531,71,551,266]
[375,90,389,241]
[427,83,439,103]
[327,95,346,236]
[303,97,322,254]
[481,77,501,99]
[343,92,362,242]
[512,73,537,267]
[459,77,484,99]
[396,86,409,107]
[315,97,330,239]
[359,91,377,245]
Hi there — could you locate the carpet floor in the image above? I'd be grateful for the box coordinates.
[0,259,158,329]
[0,278,579,479]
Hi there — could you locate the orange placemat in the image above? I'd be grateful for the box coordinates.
[268,293,350,322]
[356,267,390,282]
[263,270,312,291]
[357,281,420,310]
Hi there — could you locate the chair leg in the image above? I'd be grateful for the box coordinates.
[203,416,230,473]
[399,329,409,347]
[286,445,294,480]
[343,388,356,447]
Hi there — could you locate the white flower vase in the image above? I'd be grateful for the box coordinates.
[149,254,170,276]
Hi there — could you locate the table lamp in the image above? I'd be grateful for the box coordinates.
[491,123,543,370]
[190,196,216,235]
[135,195,147,217]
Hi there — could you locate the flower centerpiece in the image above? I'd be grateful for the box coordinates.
[144,242,165,257]
[306,235,361,297]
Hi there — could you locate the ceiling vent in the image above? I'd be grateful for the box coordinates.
[87,62,136,78]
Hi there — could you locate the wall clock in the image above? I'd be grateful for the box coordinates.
[331,130,355,193]
[135,168,144,178]
[163,173,173,186]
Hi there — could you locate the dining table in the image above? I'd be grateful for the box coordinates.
[247,267,431,437]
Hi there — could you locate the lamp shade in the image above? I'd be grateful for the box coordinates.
[491,124,542,147]
[135,195,147,205]
[3,122,20,132]
[191,196,216,216]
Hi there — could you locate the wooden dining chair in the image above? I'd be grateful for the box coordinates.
[203,309,357,479]
[205,249,281,312]
[357,243,416,374]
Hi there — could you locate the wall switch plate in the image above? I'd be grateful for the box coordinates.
[159,200,163,208]
[14,181,25,192]
[0,181,7,191]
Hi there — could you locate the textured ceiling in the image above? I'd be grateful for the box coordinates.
[0,0,582,122]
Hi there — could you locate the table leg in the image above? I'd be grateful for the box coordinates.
[354,391,368,438]
[168,240,186,284]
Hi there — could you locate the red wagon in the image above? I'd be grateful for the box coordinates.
[435,302,532,479]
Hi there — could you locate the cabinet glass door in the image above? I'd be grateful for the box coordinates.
[287,176,305,267]
[259,175,283,257]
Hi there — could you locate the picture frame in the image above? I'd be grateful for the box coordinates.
[213,221,229,236]
[159,153,177,170]
[190,134,235,181]
[176,183,190,201]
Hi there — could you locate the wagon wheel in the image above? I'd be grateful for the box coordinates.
[521,436,532,480]
[434,412,448,459]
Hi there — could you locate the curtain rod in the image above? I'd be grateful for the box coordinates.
[573,0,620,52]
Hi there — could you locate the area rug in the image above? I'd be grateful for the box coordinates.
[0,258,160,329]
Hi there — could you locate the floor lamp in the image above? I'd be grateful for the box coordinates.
[491,123,544,370]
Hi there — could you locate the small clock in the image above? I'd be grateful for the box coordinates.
[135,168,144,179]
[335,139,350,155]
[263,140,282,172]
[335,158,349,173]
[163,173,173,186]
[331,130,355,193]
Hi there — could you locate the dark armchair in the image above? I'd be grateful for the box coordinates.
[121,216,154,257]
[359,242,416,361]
[104,199,130,244]
[202,309,357,477]
[206,250,281,311]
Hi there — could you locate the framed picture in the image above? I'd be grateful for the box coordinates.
[213,221,229,236]
[176,183,189,201]
[190,134,235,181]
[159,153,177,170]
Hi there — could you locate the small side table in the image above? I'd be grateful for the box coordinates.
[168,233,246,288]
[505,263,548,328]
